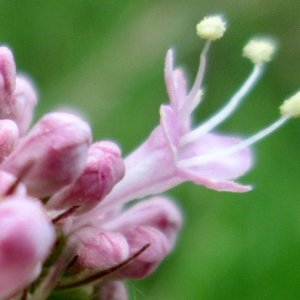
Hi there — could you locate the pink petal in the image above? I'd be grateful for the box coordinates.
[179,133,253,180]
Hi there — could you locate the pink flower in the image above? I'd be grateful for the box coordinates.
[98,49,253,212]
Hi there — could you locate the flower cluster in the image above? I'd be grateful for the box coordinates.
[0,15,299,300]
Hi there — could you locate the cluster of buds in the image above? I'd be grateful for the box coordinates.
[0,15,299,300]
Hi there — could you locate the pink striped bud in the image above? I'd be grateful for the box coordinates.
[48,141,125,214]
[74,228,129,269]
[120,226,170,278]
[99,281,128,300]
[0,119,18,163]
[0,196,55,299]
[2,112,91,197]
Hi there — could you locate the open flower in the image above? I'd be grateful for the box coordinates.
[94,16,292,215]
[98,47,254,210]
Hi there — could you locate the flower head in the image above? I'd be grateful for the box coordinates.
[0,13,297,300]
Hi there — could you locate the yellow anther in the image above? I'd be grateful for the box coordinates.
[196,15,226,41]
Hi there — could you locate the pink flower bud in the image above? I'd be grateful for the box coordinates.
[0,119,18,163]
[12,75,38,135]
[0,196,55,299]
[74,228,129,269]
[119,226,170,279]
[2,112,91,197]
[99,281,128,300]
[0,47,38,135]
[105,197,183,246]
[48,141,125,214]
[0,47,16,111]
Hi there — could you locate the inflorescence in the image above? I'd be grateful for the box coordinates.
[0,14,298,300]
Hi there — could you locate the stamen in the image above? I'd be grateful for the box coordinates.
[280,91,300,118]
[185,40,211,110]
[243,38,276,65]
[181,63,264,145]
[178,115,289,168]
[183,89,204,116]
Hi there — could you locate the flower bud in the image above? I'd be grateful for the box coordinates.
[0,47,38,135]
[74,228,129,269]
[48,141,125,214]
[119,226,170,279]
[0,196,55,299]
[12,75,38,135]
[0,46,16,110]
[2,112,91,197]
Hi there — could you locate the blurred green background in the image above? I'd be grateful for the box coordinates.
[1,1,300,299]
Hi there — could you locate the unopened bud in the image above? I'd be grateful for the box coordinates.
[13,75,38,135]
[2,112,91,197]
[74,228,129,269]
[119,226,170,279]
[0,47,38,135]
[48,141,125,214]
[0,46,16,102]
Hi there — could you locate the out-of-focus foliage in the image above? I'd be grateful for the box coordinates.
[1,1,300,299]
